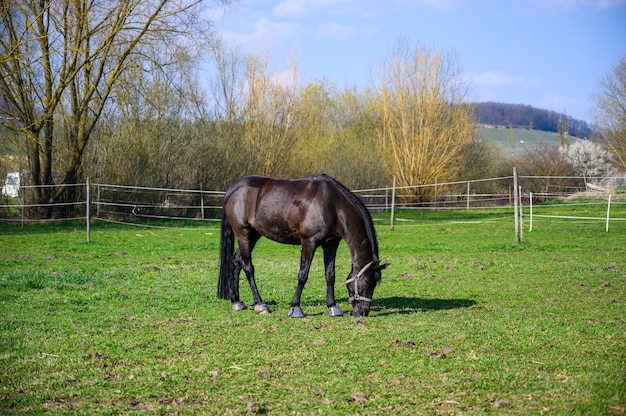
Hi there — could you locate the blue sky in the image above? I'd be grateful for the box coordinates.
[212,0,626,123]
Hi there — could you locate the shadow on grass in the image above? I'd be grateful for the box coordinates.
[271,296,477,317]
[371,296,477,316]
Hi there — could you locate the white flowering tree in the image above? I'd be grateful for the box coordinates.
[559,140,614,178]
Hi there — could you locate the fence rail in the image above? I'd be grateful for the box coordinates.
[2,174,625,241]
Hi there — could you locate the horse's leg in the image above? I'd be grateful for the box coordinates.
[288,240,317,318]
[322,239,343,317]
[229,249,246,311]
[236,230,269,314]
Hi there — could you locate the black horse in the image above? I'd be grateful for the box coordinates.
[218,174,387,317]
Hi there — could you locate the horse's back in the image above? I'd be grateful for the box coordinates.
[225,174,332,207]
[224,175,342,244]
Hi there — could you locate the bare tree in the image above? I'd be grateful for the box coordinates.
[0,0,232,217]
[203,39,255,186]
[594,55,626,171]
[373,41,477,200]
[203,43,303,182]
[516,145,577,196]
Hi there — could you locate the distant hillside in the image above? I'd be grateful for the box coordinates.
[474,102,592,139]
[479,127,561,154]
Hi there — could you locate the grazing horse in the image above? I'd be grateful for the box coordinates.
[217,174,387,317]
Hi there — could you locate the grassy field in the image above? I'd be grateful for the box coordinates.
[479,127,561,152]
[1,201,625,414]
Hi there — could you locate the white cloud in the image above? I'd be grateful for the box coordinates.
[468,70,541,88]
[412,0,466,9]
[537,93,584,112]
[273,0,360,18]
[222,18,303,47]
[317,21,379,40]
[273,0,309,18]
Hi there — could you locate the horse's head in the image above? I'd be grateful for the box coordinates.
[346,261,389,317]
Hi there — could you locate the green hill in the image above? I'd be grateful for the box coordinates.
[479,127,562,152]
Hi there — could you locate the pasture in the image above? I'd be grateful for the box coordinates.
[479,127,560,151]
[1,206,624,414]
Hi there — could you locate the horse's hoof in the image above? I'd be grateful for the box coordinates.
[328,305,344,317]
[288,306,305,318]
[232,301,247,311]
[254,303,270,314]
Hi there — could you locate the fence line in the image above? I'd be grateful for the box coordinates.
[526,191,625,234]
[354,176,517,212]
[2,175,625,241]
[94,182,225,196]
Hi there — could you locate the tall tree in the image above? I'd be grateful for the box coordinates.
[0,0,231,217]
[290,81,386,188]
[374,41,477,200]
[242,50,301,177]
[594,55,626,171]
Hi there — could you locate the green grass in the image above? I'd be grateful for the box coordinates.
[1,202,625,414]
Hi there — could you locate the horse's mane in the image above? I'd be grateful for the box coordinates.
[314,174,380,260]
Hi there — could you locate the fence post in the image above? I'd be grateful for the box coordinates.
[86,177,91,243]
[606,194,612,232]
[466,181,470,210]
[434,177,438,210]
[385,186,389,212]
[529,192,533,232]
[390,176,396,231]
[21,187,25,227]
[200,182,205,220]
[96,184,101,218]
[513,167,520,244]
[518,185,523,242]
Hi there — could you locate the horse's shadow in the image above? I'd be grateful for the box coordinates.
[303,296,476,317]
[370,296,477,316]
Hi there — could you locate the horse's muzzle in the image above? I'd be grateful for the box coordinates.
[351,301,371,317]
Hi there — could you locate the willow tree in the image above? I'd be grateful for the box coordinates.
[374,42,477,200]
[0,0,231,217]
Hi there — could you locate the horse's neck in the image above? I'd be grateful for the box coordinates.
[332,185,377,267]
[341,218,375,268]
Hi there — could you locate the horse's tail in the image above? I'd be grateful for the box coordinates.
[218,211,236,300]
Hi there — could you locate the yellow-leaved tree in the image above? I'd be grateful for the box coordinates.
[374,41,478,200]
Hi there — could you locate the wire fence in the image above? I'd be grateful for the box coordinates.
[93,183,224,226]
[2,174,625,237]
[353,176,517,211]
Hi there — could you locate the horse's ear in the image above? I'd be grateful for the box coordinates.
[377,262,390,271]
